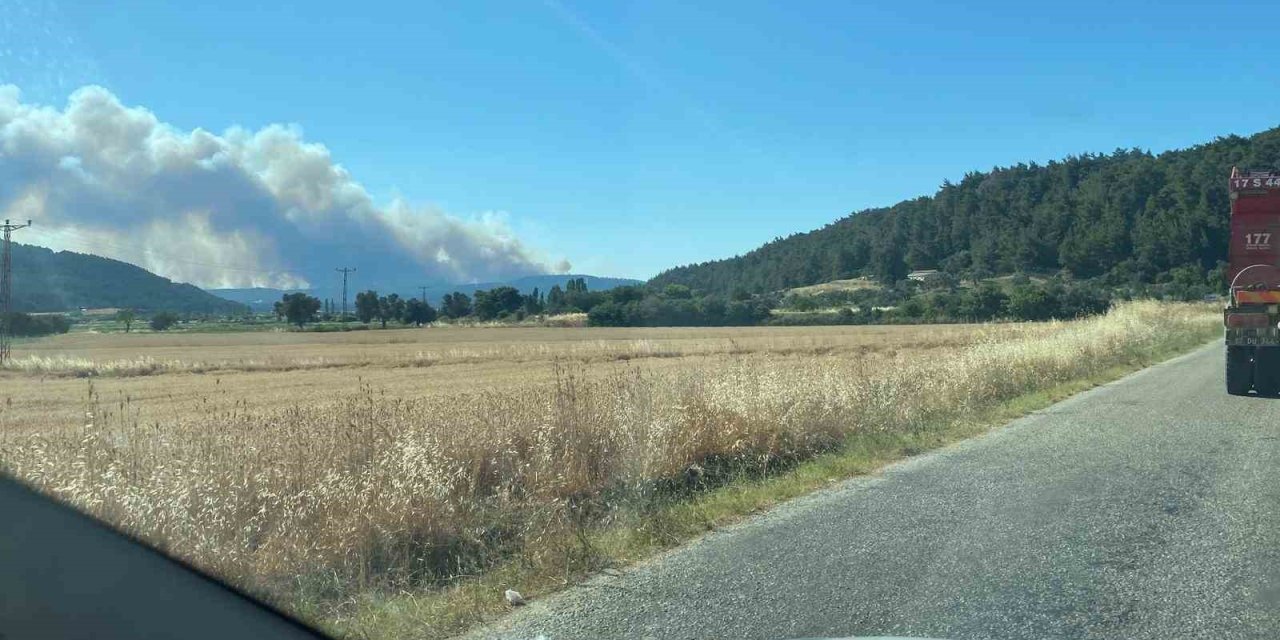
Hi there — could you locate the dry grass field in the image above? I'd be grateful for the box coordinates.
[0,302,1220,638]
[0,323,1019,434]
[785,276,882,295]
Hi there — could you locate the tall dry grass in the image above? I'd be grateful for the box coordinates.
[0,301,1218,628]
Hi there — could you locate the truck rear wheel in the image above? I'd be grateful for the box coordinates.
[1226,346,1254,396]
[1254,348,1280,396]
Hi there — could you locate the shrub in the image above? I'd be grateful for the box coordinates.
[149,312,180,331]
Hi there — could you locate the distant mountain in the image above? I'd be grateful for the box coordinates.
[211,274,642,312]
[206,287,302,310]
[10,243,246,314]
[650,128,1280,295]
[457,274,642,299]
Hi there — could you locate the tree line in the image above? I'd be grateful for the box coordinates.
[271,273,1135,330]
[270,278,606,328]
[112,309,181,332]
[650,127,1280,295]
[268,280,581,329]
[774,276,1112,325]
[267,278,778,329]
[3,312,72,337]
[268,291,435,329]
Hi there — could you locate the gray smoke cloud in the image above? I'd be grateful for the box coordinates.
[0,85,569,288]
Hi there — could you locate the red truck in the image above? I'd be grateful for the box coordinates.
[1225,167,1280,395]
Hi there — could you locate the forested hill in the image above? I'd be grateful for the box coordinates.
[10,243,245,314]
[650,127,1280,295]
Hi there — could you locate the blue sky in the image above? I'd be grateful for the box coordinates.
[4,0,1280,281]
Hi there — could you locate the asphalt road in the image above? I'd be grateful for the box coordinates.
[473,342,1280,640]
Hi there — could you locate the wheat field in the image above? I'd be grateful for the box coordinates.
[0,302,1220,637]
[0,323,1018,434]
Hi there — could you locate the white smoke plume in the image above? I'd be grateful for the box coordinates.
[0,85,568,289]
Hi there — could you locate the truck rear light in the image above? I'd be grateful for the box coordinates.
[1226,313,1270,328]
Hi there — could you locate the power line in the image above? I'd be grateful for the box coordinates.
[1,219,32,364]
[336,267,356,320]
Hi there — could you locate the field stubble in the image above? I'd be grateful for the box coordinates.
[5,323,1004,377]
[0,302,1220,638]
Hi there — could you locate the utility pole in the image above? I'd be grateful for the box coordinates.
[418,286,428,304]
[335,267,356,321]
[0,219,31,364]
